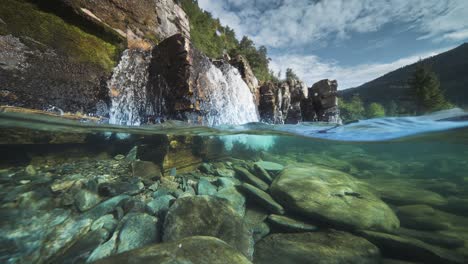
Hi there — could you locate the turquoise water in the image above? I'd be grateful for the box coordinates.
[1,109,468,263]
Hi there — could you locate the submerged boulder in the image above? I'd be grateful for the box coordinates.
[162,196,253,258]
[238,183,284,215]
[95,236,252,264]
[254,231,380,264]
[359,230,464,264]
[270,166,399,232]
[364,179,448,207]
[267,214,318,233]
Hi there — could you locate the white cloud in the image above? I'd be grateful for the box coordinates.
[269,47,452,89]
[196,0,466,89]
[198,0,468,48]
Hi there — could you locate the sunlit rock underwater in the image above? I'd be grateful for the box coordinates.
[1,0,468,263]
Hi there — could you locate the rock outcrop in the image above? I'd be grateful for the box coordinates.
[302,79,341,123]
[258,79,307,124]
[61,0,190,42]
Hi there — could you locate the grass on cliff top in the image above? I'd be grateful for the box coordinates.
[0,0,120,72]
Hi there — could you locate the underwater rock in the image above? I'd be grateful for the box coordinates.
[147,194,175,217]
[359,230,464,264]
[396,204,450,231]
[217,177,241,188]
[215,186,246,217]
[83,195,130,220]
[439,196,468,216]
[394,228,465,249]
[87,231,119,262]
[267,214,318,233]
[254,231,381,264]
[251,222,271,243]
[116,213,159,254]
[94,236,252,264]
[238,183,284,215]
[253,163,273,184]
[25,165,36,176]
[270,166,400,232]
[198,163,213,174]
[98,181,142,197]
[215,168,236,178]
[162,196,253,259]
[254,161,284,175]
[197,178,218,196]
[40,218,94,262]
[48,228,109,263]
[395,204,468,232]
[74,189,101,212]
[364,179,448,207]
[131,160,162,180]
[91,214,118,234]
[234,166,269,191]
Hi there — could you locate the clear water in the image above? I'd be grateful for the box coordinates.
[1,109,468,263]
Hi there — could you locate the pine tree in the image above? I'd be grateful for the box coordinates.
[408,64,451,114]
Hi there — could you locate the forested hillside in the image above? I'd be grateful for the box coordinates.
[339,43,468,113]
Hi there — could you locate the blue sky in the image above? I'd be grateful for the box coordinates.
[198,0,468,89]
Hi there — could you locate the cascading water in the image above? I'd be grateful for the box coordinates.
[108,49,152,126]
[199,62,259,126]
[108,46,259,126]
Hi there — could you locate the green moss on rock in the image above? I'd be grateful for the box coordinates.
[0,0,120,72]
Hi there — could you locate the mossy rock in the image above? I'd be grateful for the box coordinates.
[254,231,381,264]
[0,0,121,72]
[270,165,400,232]
[95,236,252,264]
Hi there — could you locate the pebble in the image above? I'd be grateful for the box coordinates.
[25,165,36,176]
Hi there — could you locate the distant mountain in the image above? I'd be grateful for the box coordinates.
[339,43,468,112]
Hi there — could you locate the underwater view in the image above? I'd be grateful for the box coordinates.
[1,109,468,263]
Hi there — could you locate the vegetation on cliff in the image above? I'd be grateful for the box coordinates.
[180,0,273,82]
[0,0,121,72]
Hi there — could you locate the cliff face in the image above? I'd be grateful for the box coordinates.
[0,0,189,114]
[258,79,308,124]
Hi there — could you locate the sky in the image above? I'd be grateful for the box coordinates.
[198,0,468,89]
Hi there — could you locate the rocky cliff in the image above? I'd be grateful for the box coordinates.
[0,0,189,114]
[0,0,340,125]
[258,78,339,124]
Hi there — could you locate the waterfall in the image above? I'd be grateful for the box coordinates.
[108,49,151,126]
[107,48,259,126]
[199,62,259,126]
